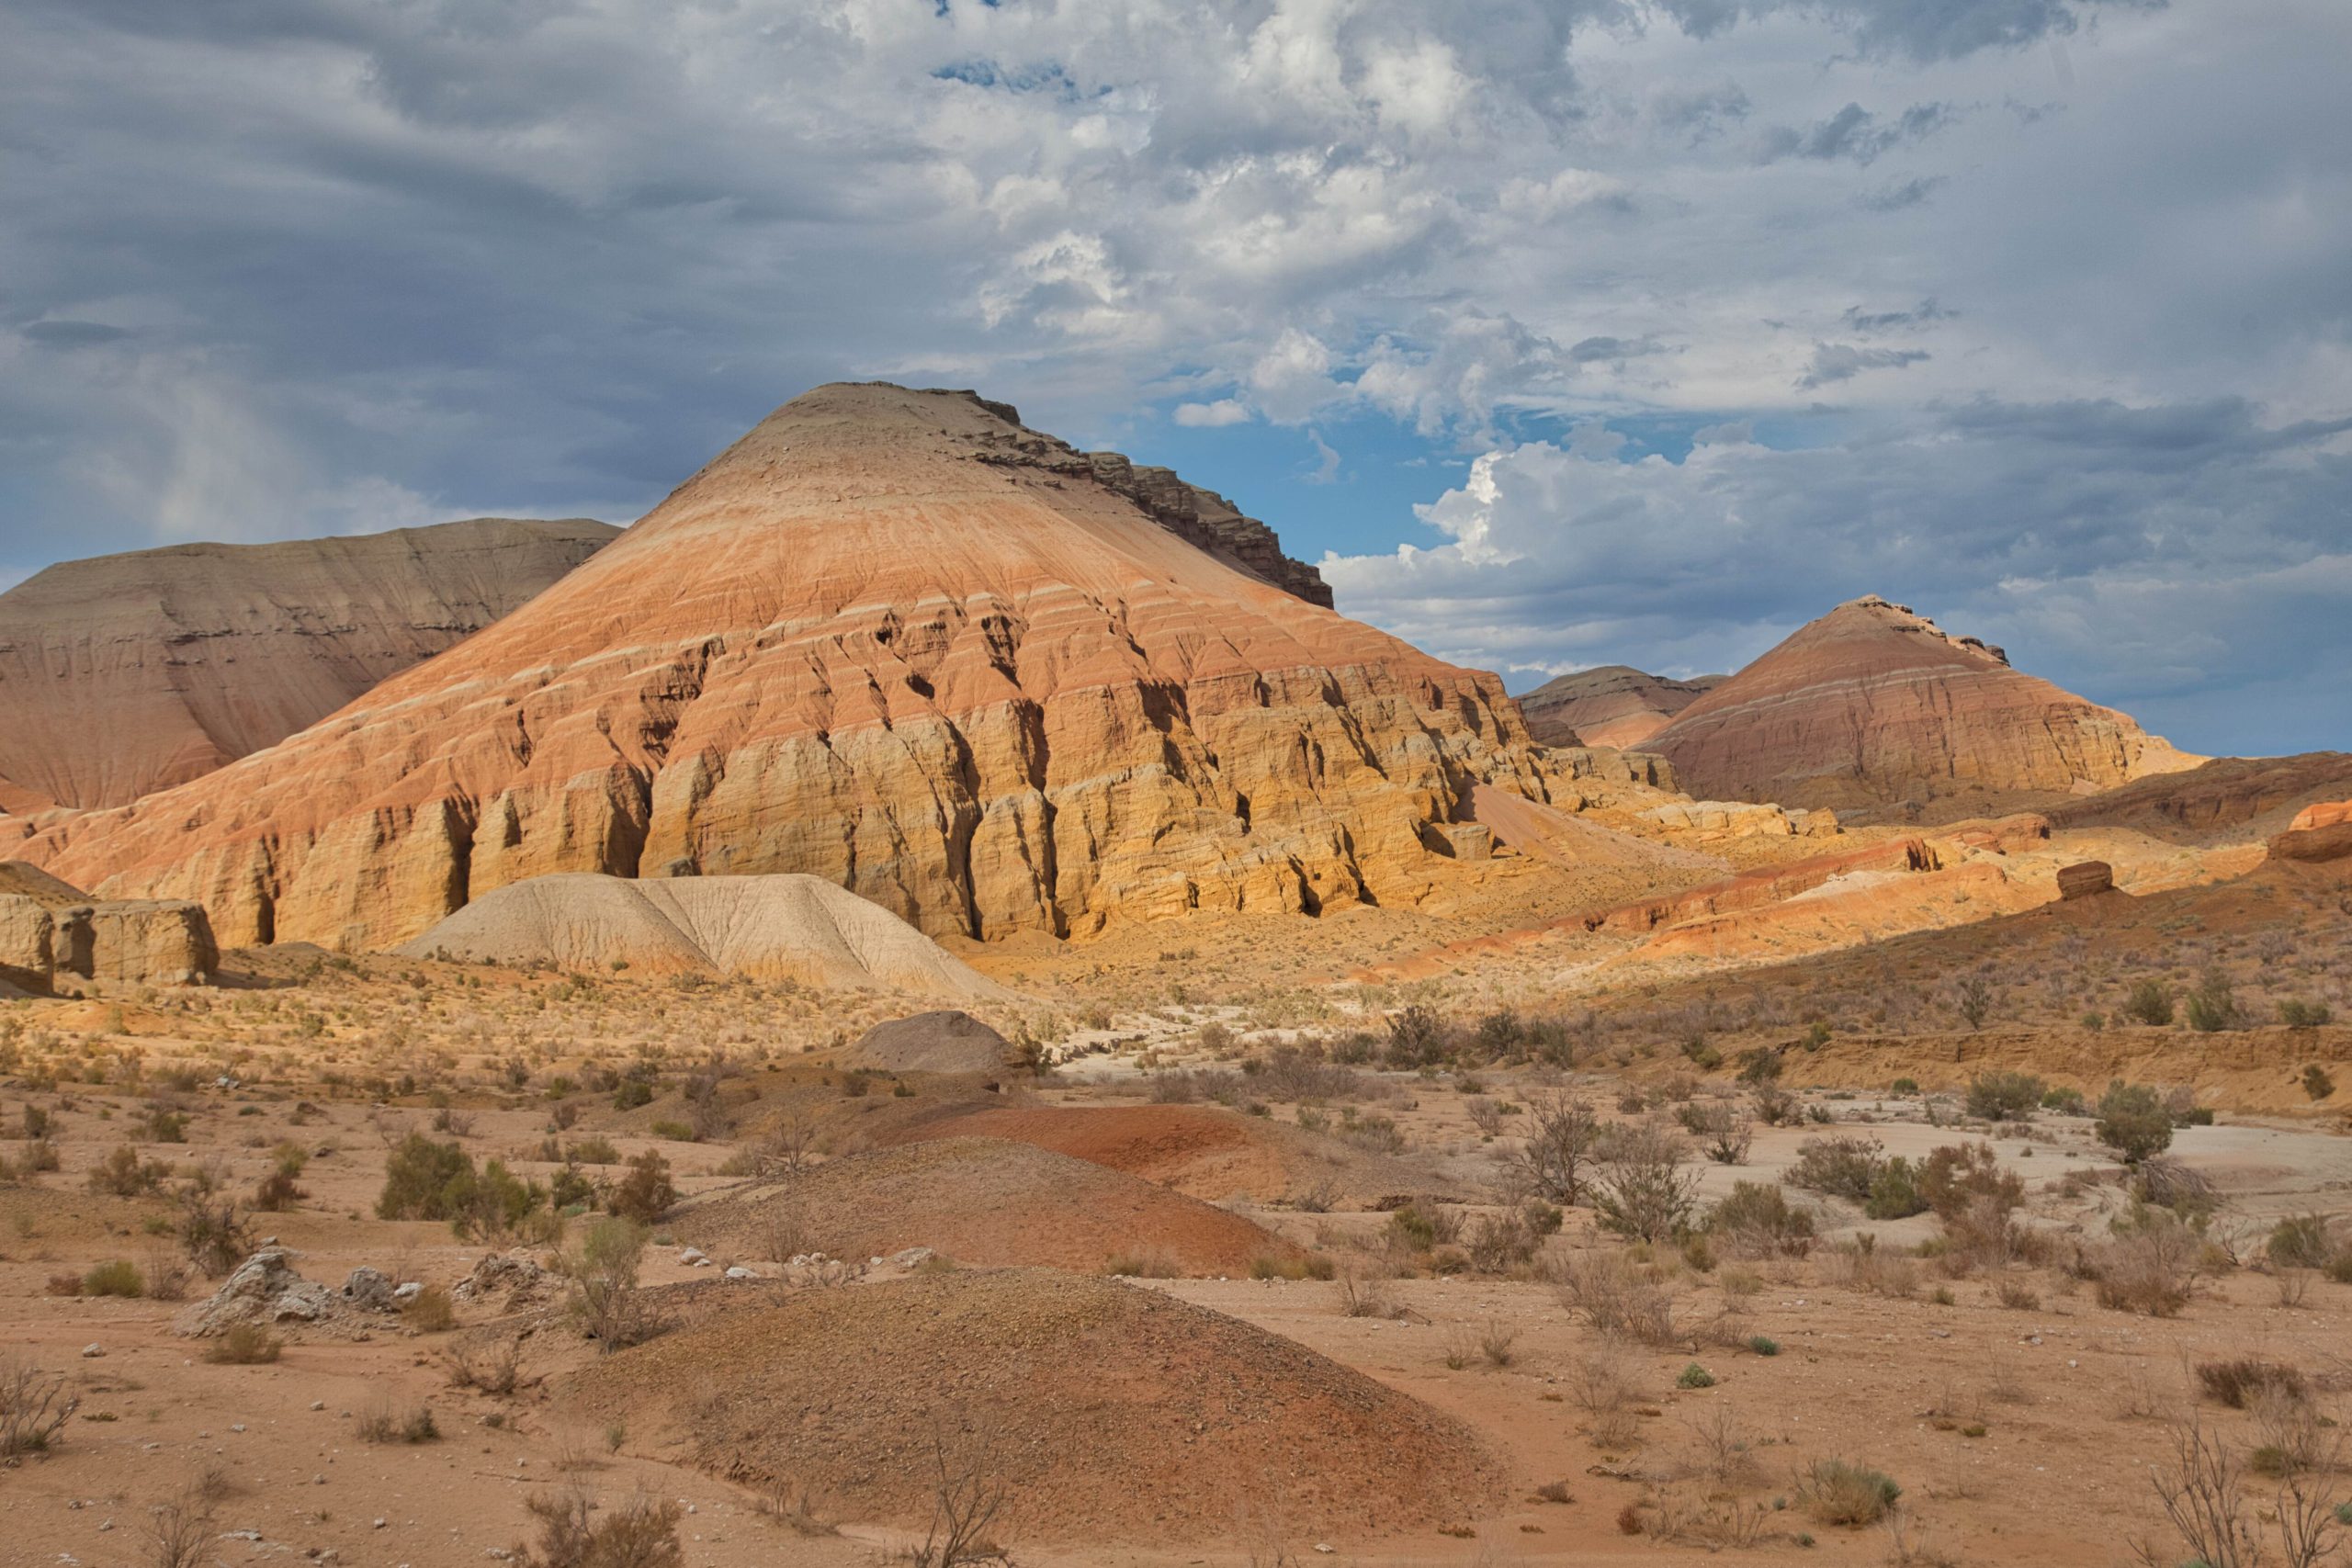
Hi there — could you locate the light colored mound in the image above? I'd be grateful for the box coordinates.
[396,873,1005,1000]
[562,1269,1500,1541]
[844,1010,1013,1073]
[880,1102,1450,1205]
[673,1137,1297,1276]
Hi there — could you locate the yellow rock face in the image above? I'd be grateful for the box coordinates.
[17,384,1555,950]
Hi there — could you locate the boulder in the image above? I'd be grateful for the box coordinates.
[845,1010,1015,1075]
[2288,799,2352,833]
[177,1247,337,1337]
[2056,861,2115,899]
[339,1267,400,1313]
[451,1251,555,1305]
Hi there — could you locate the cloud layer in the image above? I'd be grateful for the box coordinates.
[4,0,2346,752]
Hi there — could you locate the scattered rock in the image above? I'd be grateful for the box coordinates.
[340,1268,400,1312]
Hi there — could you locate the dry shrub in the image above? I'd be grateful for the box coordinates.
[1823,1237,1919,1299]
[2195,1358,2305,1410]
[1645,1482,1769,1550]
[1337,1264,1404,1320]
[142,1476,220,1568]
[516,1487,684,1568]
[202,1324,281,1365]
[447,1336,527,1395]
[1802,1458,1902,1527]
[402,1284,457,1332]
[2093,1222,2199,1316]
[0,1357,76,1459]
[1569,1352,1642,1450]
[356,1399,440,1444]
[1555,1247,1680,1346]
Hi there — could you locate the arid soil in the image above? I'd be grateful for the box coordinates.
[4,939,2349,1567]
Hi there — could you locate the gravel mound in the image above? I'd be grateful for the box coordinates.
[562,1269,1500,1541]
[844,1010,1013,1074]
[673,1137,1296,1277]
[396,872,1005,999]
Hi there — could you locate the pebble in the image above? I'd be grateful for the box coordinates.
[80,1344,103,1359]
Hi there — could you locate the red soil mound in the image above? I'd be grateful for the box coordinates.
[560,1269,1501,1542]
[875,1101,1430,1203]
[672,1137,1296,1276]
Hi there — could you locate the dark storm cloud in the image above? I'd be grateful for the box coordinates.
[1,0,2344,756]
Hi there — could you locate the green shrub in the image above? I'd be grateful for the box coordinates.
[612,1079,654,1111]
[2278,999,2333,1029]
[2095,1082,2174,1164]
[2266,1214,2333,1270]
[82,1259,143,1297]
[1787,1134,1886,1203]
[85,1144,164,1197]
[1748,1335,1781,1357]
[377,1134,476,1221]
[1889,1077,1920,1096]
[1676,1362,1716,1389]
[647,1119,695,1142]
[2301,1065,2336,1101]
[1862,1158,1928,1220]
[2039,1086,2086,1115]
[568,1136,621,1165]
[607,1151,675,1224]
[2121,979,2174,1027]
[1964,1071,2043,1122]
[2184,970,2240,1032]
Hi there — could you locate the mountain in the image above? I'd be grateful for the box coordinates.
[0,518,617,811]
[1517,664,1724,750]
[1645,595,2201,812]
[15,384,1547,950]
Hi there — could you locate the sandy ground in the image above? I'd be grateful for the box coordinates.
[3,946,2349,1567]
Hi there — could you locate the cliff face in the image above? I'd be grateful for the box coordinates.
[1645,596,2200,812]
[1517,665,1723,750]
[17,384,1547,950]
[0,518,617,810]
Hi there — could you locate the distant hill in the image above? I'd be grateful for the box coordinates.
[0,517,616,810]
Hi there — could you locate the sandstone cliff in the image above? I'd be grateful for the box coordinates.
[0,517,617,810]
[1517,665,1723,750]
[18,384,1549,951]
[1645,596,2200,813]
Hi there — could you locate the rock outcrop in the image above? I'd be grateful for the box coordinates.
[0,517,616,811]
[1517,665,1723,750]
[1646,596,2201,813]
[2056,861,2116,899]
[0,863,216,988]
[19,384,1550,951]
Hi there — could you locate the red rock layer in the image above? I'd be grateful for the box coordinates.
[0,518,616,809]
[1646,596,2199,811]
[15,384,1547,950]
[1517,664,1723,750]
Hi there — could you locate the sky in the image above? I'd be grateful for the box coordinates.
[4,0,2346,756]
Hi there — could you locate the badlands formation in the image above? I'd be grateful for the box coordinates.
[11,384,1558,953]
[1644,594,2202,815]
[1517,663,1723,750]
[5,380,2352,1568]
[0,517,616,812]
